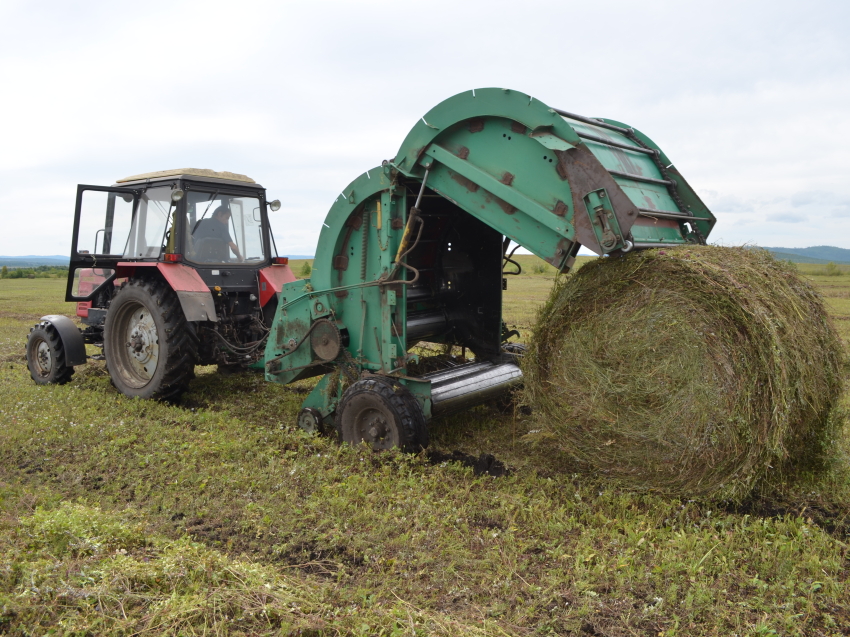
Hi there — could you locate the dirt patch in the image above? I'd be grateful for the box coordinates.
[0,311,44,322]
[426,450,510,477]
[721,497,850,539]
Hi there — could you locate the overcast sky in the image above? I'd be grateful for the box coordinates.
[1,0,848,257]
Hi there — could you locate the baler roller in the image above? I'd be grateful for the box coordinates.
[423,360,523,416]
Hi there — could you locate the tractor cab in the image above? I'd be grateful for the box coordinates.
[67,168,283,308]
[32,169,296,400]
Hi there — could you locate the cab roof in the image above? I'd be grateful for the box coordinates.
[116,168,257,184]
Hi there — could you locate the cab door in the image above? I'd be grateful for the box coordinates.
[66,185,139,303]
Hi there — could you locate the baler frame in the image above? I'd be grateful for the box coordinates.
[264,88,715,445]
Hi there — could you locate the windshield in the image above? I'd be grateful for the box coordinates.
[185,191,266,265]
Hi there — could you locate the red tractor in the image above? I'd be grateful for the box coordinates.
[26,169,294,400]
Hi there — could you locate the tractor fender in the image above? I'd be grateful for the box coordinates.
[115,262,217,322]
[258,264,296,306]
[39,315,87,366]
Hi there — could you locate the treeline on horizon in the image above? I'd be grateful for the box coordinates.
[0,265,68,279]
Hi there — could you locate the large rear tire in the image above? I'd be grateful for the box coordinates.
[26,322,75,385]
[103,279,197,401]
[337,377,428,451]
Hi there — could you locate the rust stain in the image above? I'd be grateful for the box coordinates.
[468,118,484,133]
[333,255,349,271]
[451,172,479,193]
[633,217,679,230]
[278,318,307,348]
[334,290,349,299]
[612,147,644,176]
[348,213,363,230]
[495,196,516,215]
[642,195,657,210]
[391,218,404,229]
[511,122,527,134]
[500,172,515,186]
[553,201,569,217]
[457,146,470,160]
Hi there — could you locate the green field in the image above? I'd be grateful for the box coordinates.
[0,255,848,635]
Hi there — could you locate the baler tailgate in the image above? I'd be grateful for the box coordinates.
[390,90,715,262]
[556,108,714,248]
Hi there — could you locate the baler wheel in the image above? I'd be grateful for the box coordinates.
[26,322,75,385]
[103,279,197,401]
[337,378,428,451]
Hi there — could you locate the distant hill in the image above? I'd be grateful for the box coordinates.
[762,246,850,264]
[0,255,69,268]
[0,255,315,267]
[3,249,845,268]
[766,252,833,265]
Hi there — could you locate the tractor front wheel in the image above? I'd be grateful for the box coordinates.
[103,279,197,401]
[337,378,428,451]
[26,322,75,385]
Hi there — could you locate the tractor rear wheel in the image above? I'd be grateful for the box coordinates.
[337,377,428,451]
[26,321,75,385]
[103,279,197,401]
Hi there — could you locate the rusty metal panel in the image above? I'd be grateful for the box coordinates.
[555,145,639,253]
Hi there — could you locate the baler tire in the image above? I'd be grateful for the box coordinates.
[103,279,197,401]
[26,322,75,385]
[337,377,428,452]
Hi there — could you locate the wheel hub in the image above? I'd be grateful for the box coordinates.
[35,340,51,375]
[123,308,159,379]
[365,415,388,442]
[355,408,394,447]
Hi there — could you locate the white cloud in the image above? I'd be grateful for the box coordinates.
[766,213,808,223]
[1,0,849,255]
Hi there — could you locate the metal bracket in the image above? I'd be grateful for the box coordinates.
[583,189,624,253]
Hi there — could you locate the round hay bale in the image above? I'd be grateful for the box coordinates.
[523,246,844,498]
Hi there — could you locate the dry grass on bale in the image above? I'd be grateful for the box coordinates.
[522,246,844,499]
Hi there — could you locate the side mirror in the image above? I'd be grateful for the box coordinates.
[269,199,281,212]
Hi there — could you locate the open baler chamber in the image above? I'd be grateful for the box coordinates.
[264,88,715,444]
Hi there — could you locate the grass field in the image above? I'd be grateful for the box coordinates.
[0,254,848,636]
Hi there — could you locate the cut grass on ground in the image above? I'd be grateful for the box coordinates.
[0,256,848,636]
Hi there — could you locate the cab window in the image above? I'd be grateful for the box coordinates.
[124,187,173,258]
[185,191,266,265]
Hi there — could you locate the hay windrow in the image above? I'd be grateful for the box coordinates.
[522,246,844,499]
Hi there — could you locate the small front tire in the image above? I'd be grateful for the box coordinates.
[26,322,75,385]
[297,407,326,435]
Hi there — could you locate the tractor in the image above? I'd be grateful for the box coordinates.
[26,168,292,400]
[28,89,716,449]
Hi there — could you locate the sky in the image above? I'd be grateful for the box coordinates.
[0,0,848,257]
